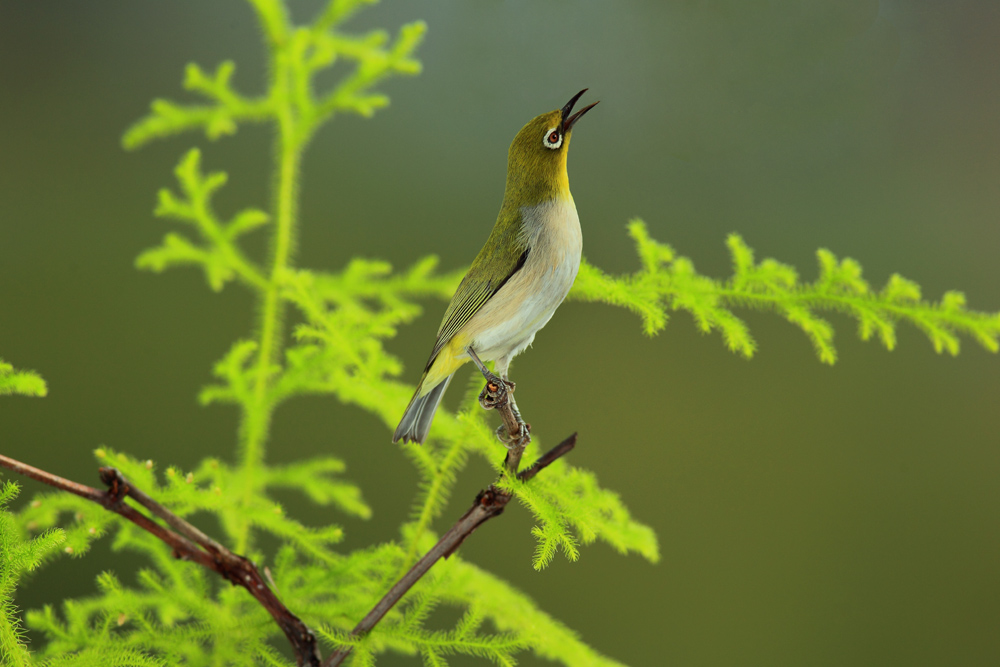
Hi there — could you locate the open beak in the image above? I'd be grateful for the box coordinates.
[561,89,599,132]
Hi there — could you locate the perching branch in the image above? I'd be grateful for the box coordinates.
[0,419,575,667]
[0,453,321,667]
[323,432,578,667]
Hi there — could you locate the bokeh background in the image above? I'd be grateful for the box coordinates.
[2,1,999,664]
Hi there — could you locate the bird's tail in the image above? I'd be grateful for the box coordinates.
[392,374,453,444]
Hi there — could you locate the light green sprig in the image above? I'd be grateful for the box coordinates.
[122,0,424,151]
[0,483,65,667]
[136,149,268,291]
[323,593,526,667]
[572,219,1000,364]
[0,359,48,397]
[0,359,55,664]
[435,557,629,667]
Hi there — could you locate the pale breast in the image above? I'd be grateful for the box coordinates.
[465,197,582,361]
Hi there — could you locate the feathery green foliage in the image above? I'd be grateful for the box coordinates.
[0,359,52,664]
[0,482,65,667]
[3,0,996,665]
[5,1,654,665]
[0,359,48,397]
[571,219,1000,364]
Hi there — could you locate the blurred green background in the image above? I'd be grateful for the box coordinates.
[2,1,999,664]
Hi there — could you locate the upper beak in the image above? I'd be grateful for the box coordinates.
[561,89,599,132]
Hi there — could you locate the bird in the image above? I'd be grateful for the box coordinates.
[393,90,598,445]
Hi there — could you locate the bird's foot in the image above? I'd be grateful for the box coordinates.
[495,421,531,449]
[465,347,529,447]
[478,375,514,411]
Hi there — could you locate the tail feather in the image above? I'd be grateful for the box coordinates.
[392,374,453,444]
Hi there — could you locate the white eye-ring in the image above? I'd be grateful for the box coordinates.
[542,126,562,150]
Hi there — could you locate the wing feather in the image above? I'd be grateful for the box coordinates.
[425,217,529,370]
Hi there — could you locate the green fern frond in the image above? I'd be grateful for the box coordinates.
[494,438,659,570]
[319,585,527,667]
[0,358,48,397]
[390,614,526,667]
[194,257,460,417]
[432,556,628,667]
[136,149,268,292]
[36,646,170,667]
[198,339,267,407]
[122,59,269,149]
[265,457,371,519]
[276,541,408,626]
[311,21,426,124]
[570,219,1000,363]
[1,482,66,666]
[123,0,424,150]
[24,514,283,665]
[17,488,114,560]
[27,560,276,665]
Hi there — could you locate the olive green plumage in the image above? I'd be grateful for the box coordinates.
[394,90,598,444]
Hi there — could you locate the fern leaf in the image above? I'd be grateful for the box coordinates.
[122,59,270,150]
[265,457,371,519]
[435,557,628,667]
[570,220,1000,363]
[314,22,426,123]
[0,358,48,397]
[0,482,67,666]
[136,150,268,291]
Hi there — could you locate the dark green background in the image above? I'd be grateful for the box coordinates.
[2,1,999,664]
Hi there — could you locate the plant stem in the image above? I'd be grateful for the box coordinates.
[235,15,304,552]
[249,134,301,434]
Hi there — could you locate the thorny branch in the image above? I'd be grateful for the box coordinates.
[0,453,321,667]
[0,394,575,667]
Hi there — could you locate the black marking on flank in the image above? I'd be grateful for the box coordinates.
[493,248,530,296]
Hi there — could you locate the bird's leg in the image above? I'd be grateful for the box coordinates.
[498,387,531,449]
[466,347,510,410]
[465,347,530,448]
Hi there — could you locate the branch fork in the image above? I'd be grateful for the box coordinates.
[0,453,322,667]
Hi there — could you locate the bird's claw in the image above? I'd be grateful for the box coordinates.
[478,375,514,410]
[475,367,528,447]
[495,422,531,449]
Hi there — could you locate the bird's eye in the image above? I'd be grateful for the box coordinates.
[542,127,563,150]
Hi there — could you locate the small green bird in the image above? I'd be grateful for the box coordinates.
[393,90,598,445]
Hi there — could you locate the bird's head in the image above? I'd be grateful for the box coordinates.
[504,89,598,205]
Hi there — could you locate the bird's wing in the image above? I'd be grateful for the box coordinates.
[425,218,529,370]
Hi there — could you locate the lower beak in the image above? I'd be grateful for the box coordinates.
[561,89,600,131]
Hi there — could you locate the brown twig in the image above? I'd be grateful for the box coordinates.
[0,453,321,667]
[323,432,578,667]
[1,394,574,667]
